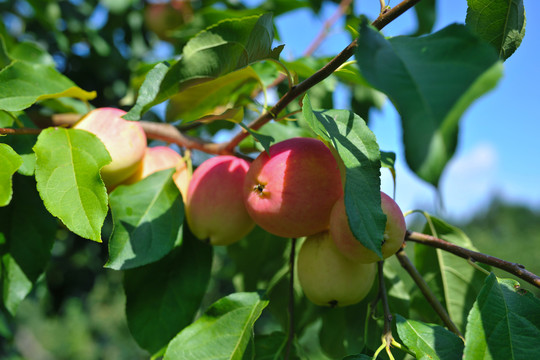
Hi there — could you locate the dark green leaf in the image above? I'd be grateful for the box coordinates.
[106,168,183,270]
[414,215,489,333]
[395,314,464,360]
[466,0,526,60]
[33,128,111,242]
[9,41,55,66]
[413,0,436,36]
[125,14,282,120]
[464,274,540,360]
[124,230,212,354]
[380,151,395,170]
[0,62,96,111]
[0,144,22,207]
[238,121,313,154]
[356,22,502,185]
[227,226,288,292]
[0,175,56,314]
[164,292,269,360]
[242,331,301,360]
[303,96,385,257]
[238,123,275,155]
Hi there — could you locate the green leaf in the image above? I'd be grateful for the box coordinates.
[166,67,261,123]
[395,314,464,360]
[466,0,526,60]
[238,121,313,154]
[380,151,395,170]
[0,175,56,314]
[125,13,282,120]
[238,123,275,155]
[33,128,111,242]
[8,41,55,66]
[0,112,38,176]
[302,95,385,257]
[0,144,22,207]
[0,36,11,70]
[242,332,301,360]
[164,292,269,360]
[227,226,288,292]
[463,274,540,360]
[412,0,436,36]
[106,168,183,270]
[124,230,212,354]
[0,61,96,111]
[356,22,502,185]
[414,215,489,333]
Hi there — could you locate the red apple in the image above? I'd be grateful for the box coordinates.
[185,155,254,246]
[297,231,376,307]
[330,192,406,263]
[123,146,189,199]
[73,108,147,189]
[243,137,343,238]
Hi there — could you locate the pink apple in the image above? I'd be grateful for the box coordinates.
[185,155,254,246]
[73,107,147,189]
[243,137,343,238]
[330,192,406,263]
[123,146,189,199]
[297,231,376,307]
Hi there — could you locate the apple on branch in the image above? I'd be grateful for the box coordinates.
[73,107,147,190]
[123,146,189,200]
[243,137,343,238]
[330,192,406,263]
[185,155,255,246]
[297,231,376,307]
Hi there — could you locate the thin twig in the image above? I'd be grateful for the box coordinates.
[285,238,297,360]
[220,0,424,153]
[0,127,41,135]
[406,231,540,289]
[377,261,392,335]
[395,248,464,339]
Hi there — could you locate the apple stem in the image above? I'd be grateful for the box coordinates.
[284,237,297,360]
[395,248,464,339]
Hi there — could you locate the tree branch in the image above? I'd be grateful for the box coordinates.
[406,230,540,289]
[395,248,464,339]
[0,127,41,135]
[219,0,423,153]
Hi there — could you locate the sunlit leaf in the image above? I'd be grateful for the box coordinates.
[396,314,464,360]
[0,144,22,207]
[164,292,269,360]
[106,168,183,270]
[166,67,261,123]
[125,14,283,120]
[33,128,110,241]
[464,274,540,359]
[0,61,96,111]
[466,0,526,60]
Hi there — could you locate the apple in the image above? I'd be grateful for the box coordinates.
[185,155,255,246]
[123,146,189,199]
[297,231,376,307]
[73,107,147,189]
[330,192,406,263]
[144,1,192,41]
[243,137,343,238]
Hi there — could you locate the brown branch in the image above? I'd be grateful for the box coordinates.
[406,230,540,289]
[377,261,393,335]
[220,0,424,153]
[395,248,464,339]
[0,127,41,135]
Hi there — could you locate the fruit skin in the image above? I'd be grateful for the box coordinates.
[243,137,343,238]
[297,231,376,307]
[73,108,147,189]
[330,192,406,263]
[123,146,189,200]
[186,155,255,246]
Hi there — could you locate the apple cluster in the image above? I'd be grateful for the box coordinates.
[184,137,407,308]
[73,110,406,308]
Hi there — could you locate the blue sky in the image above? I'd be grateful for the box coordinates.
[270,0,540,221]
